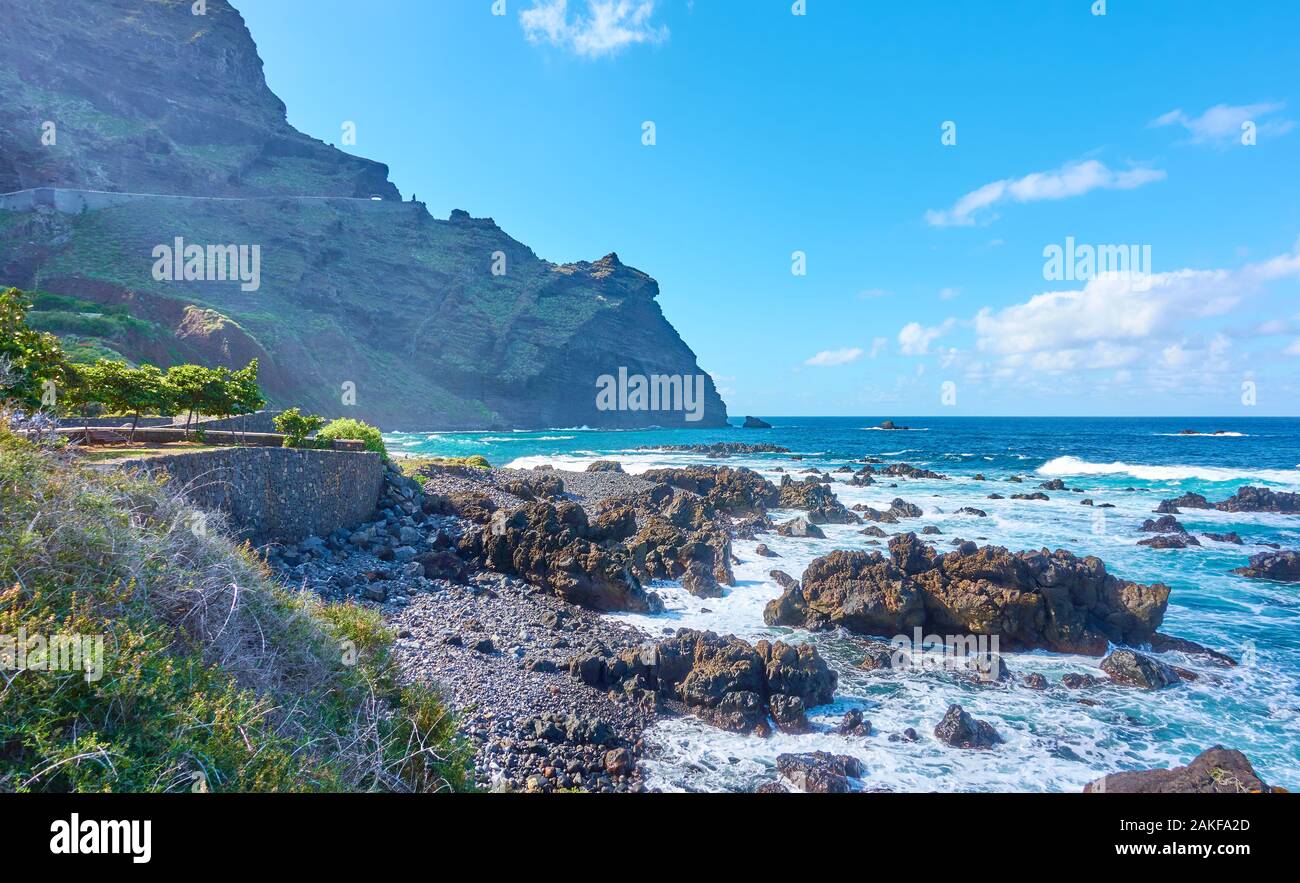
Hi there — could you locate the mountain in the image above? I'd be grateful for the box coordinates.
[0,0,728,430]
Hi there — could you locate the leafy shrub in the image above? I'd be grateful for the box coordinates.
[316,417,387,460]
[0,287,69,410]
[273,407,326,448]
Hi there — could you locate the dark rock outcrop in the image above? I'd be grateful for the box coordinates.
[775,752,864,793]
[586,460,625,473]
[1233,550,1300,582]
[777,476,858,524]
[775,516,825,539]
[596,629,836,735]
[835,709,872,737]
[1140,514,1189,535]
[742,416,773,429]
[641,466,779,516]
[764,533,1170,654]
[1146,633,1237,666]
[460,501,663,612]
[879,463,948,480]
[1084,747,1275,794]
[1100,649,1182,689]
[1138,534,1200,549]
[933,704,1002,749]
[1213,486,1300,514]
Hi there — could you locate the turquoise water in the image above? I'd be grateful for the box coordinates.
[387,417,1300,792]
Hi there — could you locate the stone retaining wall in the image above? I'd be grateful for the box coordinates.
[117,447,383,544]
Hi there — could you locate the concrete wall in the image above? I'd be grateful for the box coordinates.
[194,410,283,434]
[119,447,383,545]
[0,188,142,213]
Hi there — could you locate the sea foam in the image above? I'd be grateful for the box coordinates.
[1037,455,1300,486]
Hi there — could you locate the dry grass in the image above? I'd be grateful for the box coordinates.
[0,416,472,792]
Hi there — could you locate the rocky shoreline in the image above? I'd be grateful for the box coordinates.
[257,458,1284,793]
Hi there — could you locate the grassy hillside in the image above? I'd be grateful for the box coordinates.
[0,424,471,792]
[1,196,728,428]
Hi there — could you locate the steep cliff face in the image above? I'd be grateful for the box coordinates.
[0,0,727,429]
[0,0,397,198]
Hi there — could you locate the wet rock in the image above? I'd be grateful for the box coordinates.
[778,476,858,524]
[1084,747,1275,793]
[586,460,625,473]
[1100,649,1182,689]
[769,569,799,592]
[1138,534,1200,549]
[776,516,825,539]
[463,501,664,613]
[609,629,836,735]
[769,694,811,733]
[1023,672,1049,690]
[880,463,947,480]
[742,416,773,429]
[889,498,923,518]
[956,507,988,517]
[835,709,872,737]
[1061,672,1102,689]
[755,543,778,557]
[776,752,864,793]
[1213,486,1300,514]
[1202,532,1244,545]
[641,465,779,516]
[1140,514,1189,535]
[856,642,897,671]
[764,533,1170,654]
[1232,550,1300,582]
[1147,633,1237,666]
[933,704,1002,749]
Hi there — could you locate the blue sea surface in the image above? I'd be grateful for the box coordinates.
[386,417,1300,792]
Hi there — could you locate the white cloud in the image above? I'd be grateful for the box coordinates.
[804,347,864,367]
[939,287,961,300]
[1286,339,1300,357]
[520,0,668,58]
[971,242,1300,378]
[1153,102,1295,145]
[924,159,1165,227]
[869,337,888,359]
[898,319,954,356]
[857,288,892,299]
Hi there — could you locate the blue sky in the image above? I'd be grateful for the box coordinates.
[238,0,1300,416]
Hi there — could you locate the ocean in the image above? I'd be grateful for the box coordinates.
[385,417,1300,792]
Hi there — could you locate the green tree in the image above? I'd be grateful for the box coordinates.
[87,360,171,441]
[273,407,326,448]
[59,361,102,434]
[166,364,236,437]
[0,287,69,411]
[225,359,266,443]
